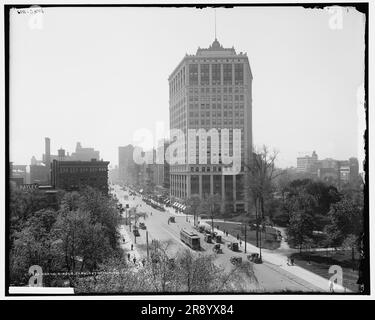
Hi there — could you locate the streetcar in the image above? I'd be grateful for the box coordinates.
[180,229,200,250]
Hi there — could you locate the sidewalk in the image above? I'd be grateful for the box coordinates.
[200,220,351,293]
[119,224,143,269]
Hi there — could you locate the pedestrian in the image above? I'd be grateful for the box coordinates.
[240,240,242,247]
[329,279,335,293]
[127,253,131,261]
[122,237,125,243]
[291,257,294,266]
[237,234,239,240]
[131,244,134,251]
[287,257,290,266]
[133,256,137,264]
[142,259,146,267]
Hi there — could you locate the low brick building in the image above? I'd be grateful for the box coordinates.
[51,159,109,193]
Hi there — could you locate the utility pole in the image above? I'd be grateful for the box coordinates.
[244,220,247,254]
[259,223,262,261]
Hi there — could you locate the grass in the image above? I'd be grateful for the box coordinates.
[290,250,360,292]
[213,221,281,250]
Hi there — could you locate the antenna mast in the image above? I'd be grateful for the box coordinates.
[214,9,217,40]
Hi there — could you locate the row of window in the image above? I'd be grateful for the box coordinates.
[189,87,245,94]
[189,110,245,117]
[190,166,245,172]
[189,119,245,126]
[59,167,107,173]
[189,63,244,86]
[189,103,245,110]
[188,95,245,102]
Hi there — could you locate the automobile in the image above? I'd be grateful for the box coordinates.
[213,243,222,254]
[227,242,239,252]
[215,235,222,243]
[204,234,212,243]
[204,229,211,235]
[133,228,140,237]
[247,253,262,264]
[230,256,242,265]
[168,216,175,223]
[198,226,205,233]
[139,222,146,230]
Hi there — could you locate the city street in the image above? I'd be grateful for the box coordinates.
[111,184,328,293]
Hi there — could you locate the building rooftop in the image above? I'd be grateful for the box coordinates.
[195,38,237,56]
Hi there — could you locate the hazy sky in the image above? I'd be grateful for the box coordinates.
[9,6,366,169]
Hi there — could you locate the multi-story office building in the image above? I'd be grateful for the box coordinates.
[168,39,253,213]
[297,151,318,174]
[51,159,109,193]
[30,164,50,185]
[118,145,139,185]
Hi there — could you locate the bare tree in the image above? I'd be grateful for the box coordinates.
[199,194,222,234]
[185,194,201,226]
[245,145,282,250]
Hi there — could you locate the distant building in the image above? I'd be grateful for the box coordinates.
[51,159,109,193]
[30,164,50,185]
[118,145,140,185]
[108,165,120,184]
[297,151,318,174]
[147,140,171,189]
[349,157,360,183]
[69,142,100,161]
[10,163,27,185]
[317,167,339,184]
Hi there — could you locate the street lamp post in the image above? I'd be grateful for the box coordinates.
[259,218,263,261]
[210,203,214,234]
[146,231,149,260]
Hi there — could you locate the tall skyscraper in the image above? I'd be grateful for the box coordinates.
[118,145,139,185]
[168,39,253,213]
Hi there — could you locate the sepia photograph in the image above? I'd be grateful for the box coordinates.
[3,1,370,299]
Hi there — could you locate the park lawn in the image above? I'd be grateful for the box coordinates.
[213,221,281,250]
[290,250,360,292]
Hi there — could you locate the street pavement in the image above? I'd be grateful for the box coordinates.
[110,184,348,293]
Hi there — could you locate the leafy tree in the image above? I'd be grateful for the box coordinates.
[10,188,60,237]
[284,179,341,231]
[285,192,317,251]
[325,197,363,248]
[77,187,121,249]
[53,209,113,280]
[60,191,81,212]
[10,209,60,285]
